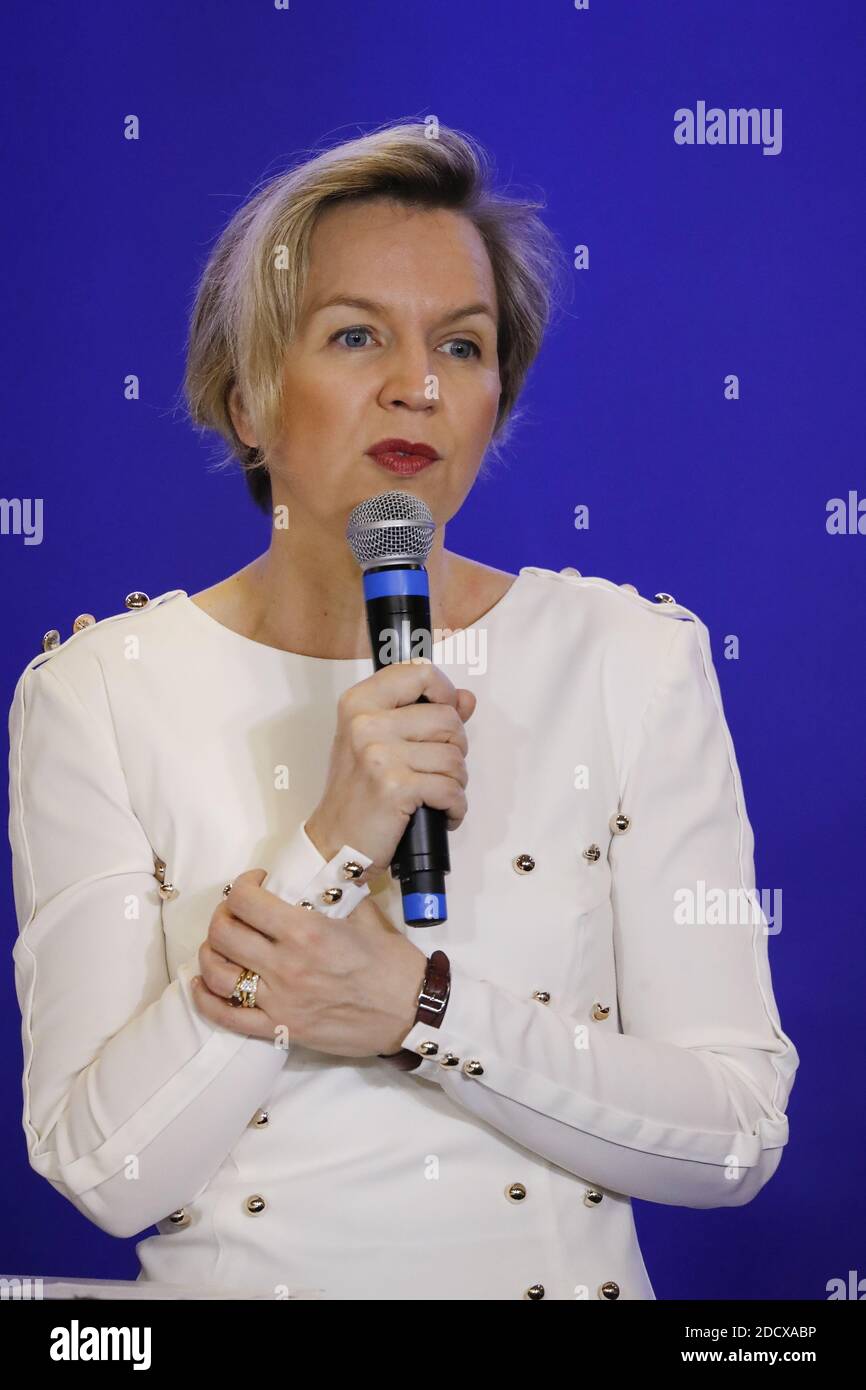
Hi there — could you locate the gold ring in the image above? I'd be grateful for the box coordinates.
[230,968,260,1008]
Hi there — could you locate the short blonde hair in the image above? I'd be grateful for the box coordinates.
[182,119,570,514]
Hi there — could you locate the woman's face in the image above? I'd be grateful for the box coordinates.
[238,197,502,534]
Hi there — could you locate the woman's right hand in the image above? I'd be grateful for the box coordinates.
[304,659,478,877]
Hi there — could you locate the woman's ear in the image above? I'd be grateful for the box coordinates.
[227,383,258,449]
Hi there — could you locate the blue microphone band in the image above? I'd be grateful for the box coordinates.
[402,891,448,925]
[362,567,430,600]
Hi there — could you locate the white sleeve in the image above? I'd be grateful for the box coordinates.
[8,659,372,1239]
[397,615,799,1209]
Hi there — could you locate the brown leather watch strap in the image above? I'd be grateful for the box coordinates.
[378,949,451,1071]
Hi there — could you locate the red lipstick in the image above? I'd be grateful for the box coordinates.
[366,438,441,476]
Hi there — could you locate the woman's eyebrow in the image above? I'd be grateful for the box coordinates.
[308,294,496,327]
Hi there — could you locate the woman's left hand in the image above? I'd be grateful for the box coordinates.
[190,868,429,1058]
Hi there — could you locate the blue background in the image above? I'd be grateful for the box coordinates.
[2,0,863,1300]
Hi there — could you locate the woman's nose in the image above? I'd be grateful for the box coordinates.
[378,345,438,408]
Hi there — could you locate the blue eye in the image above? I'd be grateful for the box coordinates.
[441,338,481,359]
[333,326,373,349]
[330,328,481,358]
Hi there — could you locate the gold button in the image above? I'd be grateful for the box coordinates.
[513,854,535,874]
[72,613,96,633]
[532,990,551,1004]
[583,844,601,862]
[154,856,179,900]
[341,860,365,881]
[592,1003,611,1021]
[321,887,343,904]
[251,1108,269,1128]
[124,591,150,609]
[42,629,60,652]
[599,1280,620,1300]
[506,1182,527,1202]
[653,592,675,605]
[439,1052,460,1067]
[463,1059,484,1076]
[167,1207,190,1228]
[244,1195,266,1215]
[525,1284,545,1300]
[417,1039,439,1056]
[609,812,630,835]
[297,900,314,910]
[584,1188,604,1207]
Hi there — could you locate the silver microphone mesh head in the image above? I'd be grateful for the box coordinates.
[346,490,435,569]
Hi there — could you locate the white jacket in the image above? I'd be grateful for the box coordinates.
[7,566,798,1300]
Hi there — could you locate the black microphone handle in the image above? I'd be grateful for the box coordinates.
[364,576,450,926]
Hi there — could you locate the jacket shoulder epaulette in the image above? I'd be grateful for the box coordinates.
[26,588,185,675]
[522,566,703,624]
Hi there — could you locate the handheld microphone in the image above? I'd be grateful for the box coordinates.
[346,490,449,927]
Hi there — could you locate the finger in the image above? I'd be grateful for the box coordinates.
[208,903,281,970]
[199,938,269,1003]
[400,741,468,788]
[353,702,468,754]
[216,861,268,917]
[409,771,468,825]
[456,688,477,722]
[226,877,332,943]
[229,867,268,887]
[341,659,459,715]
[222,869,310,935]
[189,974,278,1042]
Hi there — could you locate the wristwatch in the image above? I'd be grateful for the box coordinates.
[378,949,451,1071]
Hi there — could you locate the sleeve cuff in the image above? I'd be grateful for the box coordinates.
[262,822,374,919]
[396,959,499,1081]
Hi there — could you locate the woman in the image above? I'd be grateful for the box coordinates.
[8,120,798,1301]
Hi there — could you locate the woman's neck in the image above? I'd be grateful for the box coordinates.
[189,535,511,661]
